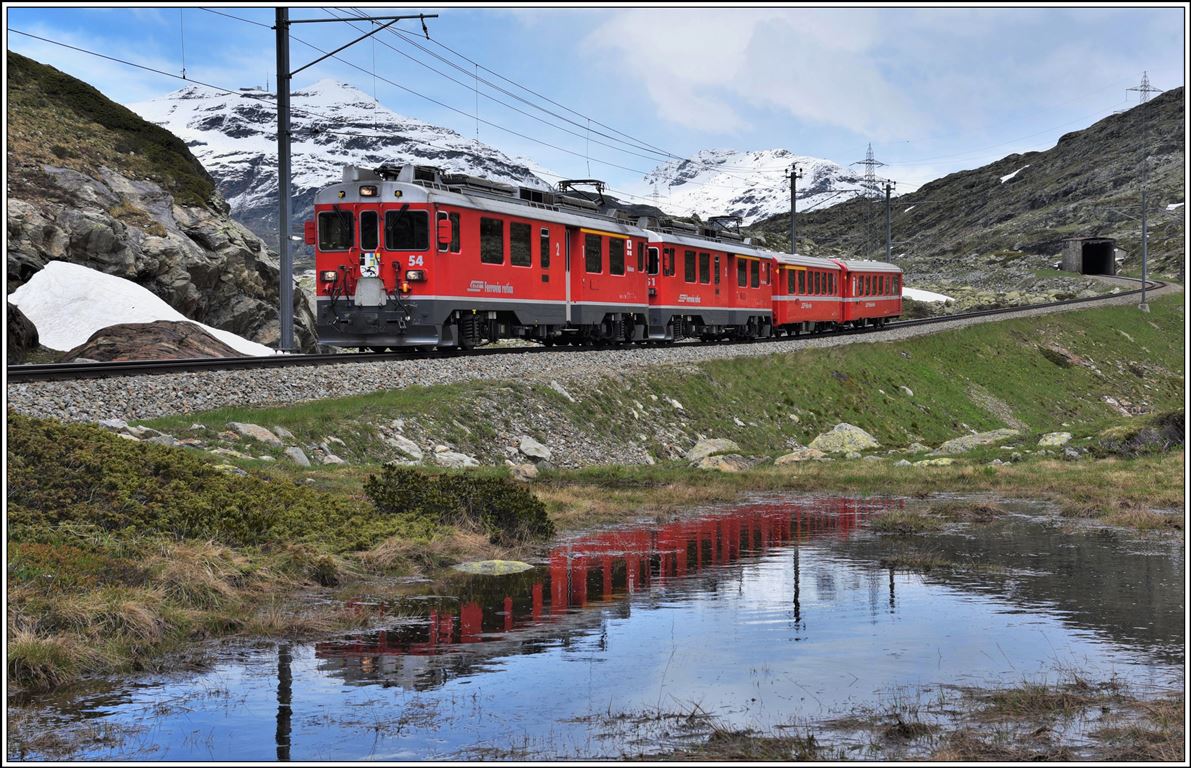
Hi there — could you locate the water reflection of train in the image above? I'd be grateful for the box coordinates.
[315,497,900,690]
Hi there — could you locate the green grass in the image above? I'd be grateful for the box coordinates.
[142,295,1184,467]
[6,412,550,691]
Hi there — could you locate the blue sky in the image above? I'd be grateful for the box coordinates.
[6,4,1186,196]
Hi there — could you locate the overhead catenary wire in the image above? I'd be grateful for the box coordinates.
[339,6,781,181]
[324,7,758,182]
[5,28,670,209]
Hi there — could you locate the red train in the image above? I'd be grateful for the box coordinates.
[307,164,902,349]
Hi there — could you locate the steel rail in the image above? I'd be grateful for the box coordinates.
[6,277,1165,383]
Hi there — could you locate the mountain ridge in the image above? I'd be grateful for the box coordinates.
[129,79,552,254]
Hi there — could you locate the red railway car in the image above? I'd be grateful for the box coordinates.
[307,164,903,349]
[835,259,903,328]
[642,222,775,341]
[771,254,845,334]
[309,164,650,349]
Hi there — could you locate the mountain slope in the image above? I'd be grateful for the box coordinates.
[6,52,316,351]
[750,88,1185,287]
[643,148,865,225]
[129,80,551,252]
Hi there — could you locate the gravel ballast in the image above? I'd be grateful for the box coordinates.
[7,285,1179,424]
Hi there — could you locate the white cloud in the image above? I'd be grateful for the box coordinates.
[584,9,923,139]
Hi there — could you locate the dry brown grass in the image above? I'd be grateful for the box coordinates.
[149,541,248,609]
[357,527,510,573]
[1093,695,1185,761]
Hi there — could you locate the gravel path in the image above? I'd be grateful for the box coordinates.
[8,283,1180,423]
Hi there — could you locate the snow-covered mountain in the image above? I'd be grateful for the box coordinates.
[128,79,550,253]
[642,149,866,225]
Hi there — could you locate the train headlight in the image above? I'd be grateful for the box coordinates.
[359,185,378,197]
[319,270,338,282]
[405,270,426,282]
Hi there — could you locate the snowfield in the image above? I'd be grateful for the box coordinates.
[903,287,954,303]
[999,165,1029,183]
[9,261,277,356]
[642,148,866,225]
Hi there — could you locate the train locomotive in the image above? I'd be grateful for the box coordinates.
[307,164,902,350]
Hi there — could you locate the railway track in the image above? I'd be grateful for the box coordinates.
[6,277,1165,383]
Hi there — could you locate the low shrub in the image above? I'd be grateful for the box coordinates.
[6,412,421,552]
[365,465,555,544]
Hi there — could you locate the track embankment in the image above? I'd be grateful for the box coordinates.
[6,281,1180,424]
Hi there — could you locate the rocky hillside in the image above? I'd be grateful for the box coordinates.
[643,148,864,225]
[749,88,1185,291]
[129,79,551,259]
[5,52,316,351]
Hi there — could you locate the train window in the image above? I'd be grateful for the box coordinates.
[830,273,836,294]
[540,228,550,268]
[796,271,804,294]
[763,262,771,285]
[636,240,645,272]
[609,238,625,275]
[750,259,759,288]
[894,274,900,293]
[480,217,504,264]
[648,247,660,275]
[359,211,378,251]
[318,211,353,251]
[385,209,429,251]
[787,269,795,294]
[663,247,676,276]
[737,259,747,287]
[440,212,460,253]
[698,252,710,284]
[585,233,602,273]
[813,271,820,294]
[510,222,532,267]
[684,250,696,283]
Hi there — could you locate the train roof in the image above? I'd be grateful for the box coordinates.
[642,229,788,261]
[837,259,903,273]
[314,165,647,238]
[773,253,843,270]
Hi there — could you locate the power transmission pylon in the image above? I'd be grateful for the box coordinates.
[1127,71,1164,309]
[852,144,886,257]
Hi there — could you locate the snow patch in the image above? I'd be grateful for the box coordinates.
[903,205,916,213]
[999,165,1029,183]
[903,287,953,303]
[1167,202,1184,211]
[9,261,277,356]
[642,148,866,225]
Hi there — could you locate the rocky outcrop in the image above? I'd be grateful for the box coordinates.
[60,320,244,361]
[6,53,316,350]
[935,428,1020,455]
[1037,431,1073,448]
[7,302,38,363]
[686,438,741,463]
[694,454,752,472]
[808,423,880,453]
[434,450,480,469]
[227,421,283,446]
[775,447,827,464]
[7,166,316,350]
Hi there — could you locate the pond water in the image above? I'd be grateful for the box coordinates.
[11,496,1184,760]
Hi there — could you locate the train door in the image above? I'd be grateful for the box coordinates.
[714,253,721,299]
[564,225,575,323]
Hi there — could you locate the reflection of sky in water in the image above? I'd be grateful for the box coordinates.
[26,498,1184,760]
